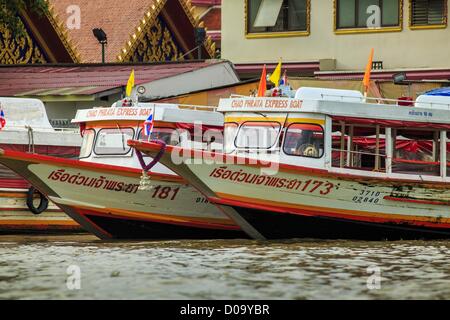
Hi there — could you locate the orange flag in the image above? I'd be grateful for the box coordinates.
[257,65,267,97]
[362,48,374,94]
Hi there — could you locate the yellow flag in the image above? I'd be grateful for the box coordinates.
[126,69,135,97]
[269,60,282,86]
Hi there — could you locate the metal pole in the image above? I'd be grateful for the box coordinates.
[102,43,105,63]
[385,127,392,174]
[440,130,447,178]
[375,125,380,171]
[340,122,345,168]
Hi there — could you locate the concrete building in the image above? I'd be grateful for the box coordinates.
[222,0,450,80]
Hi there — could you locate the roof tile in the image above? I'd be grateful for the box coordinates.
[0,61,219,96]
[49,0,155,63]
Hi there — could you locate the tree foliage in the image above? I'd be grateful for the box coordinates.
[0,0,48,35]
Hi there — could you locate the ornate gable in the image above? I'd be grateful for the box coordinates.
[125,16,184,62]
[0,19,47,64]
[118,0,215,62]
[0,4,80,65]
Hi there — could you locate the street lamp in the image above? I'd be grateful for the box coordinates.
[93,28,107,63]
[194,27,206,60]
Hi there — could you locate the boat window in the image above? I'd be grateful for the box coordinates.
[283,123,324,158]
[235,121,281,149]
[392,129,441,176]
[332,123,386,171]
[138,127,180,146]
[224,122,238,153]
[94,128,134,156]
[79,129,95,159]
[330,122,443,176]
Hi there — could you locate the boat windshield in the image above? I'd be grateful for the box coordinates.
[235,121,281,149]
[224,123,238,153]
[94,128,134,155]
[79,129,95,158]
[138,127,180,146]
[283,123,324,158]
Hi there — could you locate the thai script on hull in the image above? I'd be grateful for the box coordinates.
[209,166,334,195]
[47,169,140,194]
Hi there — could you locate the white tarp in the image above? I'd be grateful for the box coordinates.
[0,97,54,131]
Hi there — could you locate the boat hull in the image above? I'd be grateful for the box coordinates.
[226,205,450,240]
[0,189,82,234]
[58,203,244,240]
[0,149,246,240]
[129,141,450,240]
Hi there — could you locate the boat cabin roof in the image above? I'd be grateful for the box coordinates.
[218,87,450,127]
[0,97,54,131]
[72,102,223,126]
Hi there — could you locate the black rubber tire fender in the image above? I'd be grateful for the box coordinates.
[26,187,49,215]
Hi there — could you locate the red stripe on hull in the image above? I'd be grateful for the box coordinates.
[0,149,183,183]
[383,196,450,206]
[0,224,82,232]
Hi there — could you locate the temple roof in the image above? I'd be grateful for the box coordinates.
[49,0,153,63]
[46,0,215,63]
[202,7,220,31]
[191,0,221,43]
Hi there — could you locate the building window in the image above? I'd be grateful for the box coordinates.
[246,0,310,37]
[335,0,402,32]
[410,0,447,28]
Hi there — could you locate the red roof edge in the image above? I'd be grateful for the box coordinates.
[235,61,320,77]
[316,69,450,81]
[191,0,221,6]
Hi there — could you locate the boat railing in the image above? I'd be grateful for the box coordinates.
[226,93,450,110]
[53,127,80,133]
[320,94,450,110]
[331,148,386,158]
[331,147,387,172]
[3,125,78,133]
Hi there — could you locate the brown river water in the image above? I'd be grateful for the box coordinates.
[0,234,449,300]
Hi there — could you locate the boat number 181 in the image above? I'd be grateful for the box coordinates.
[152,186,180,200]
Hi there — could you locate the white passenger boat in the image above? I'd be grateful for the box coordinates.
[0,99,246,239]
[130,87,450,240]
[0,97,82,233]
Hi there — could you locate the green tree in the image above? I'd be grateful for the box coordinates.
[0,0,48,35]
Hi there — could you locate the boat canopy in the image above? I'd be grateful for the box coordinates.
[73,102,223,128]
[295,87,363,103]
[424,87,450,96]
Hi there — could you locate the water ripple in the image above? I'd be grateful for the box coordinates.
[0,235,449,299]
